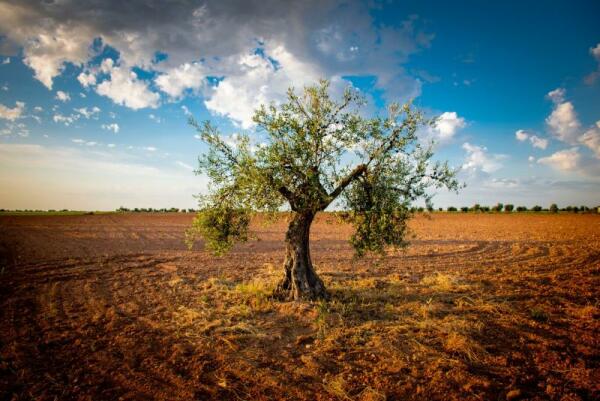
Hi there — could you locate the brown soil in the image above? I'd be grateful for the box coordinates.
[0,213,598,401]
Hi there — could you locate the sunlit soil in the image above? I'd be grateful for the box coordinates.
[0,213,598,400]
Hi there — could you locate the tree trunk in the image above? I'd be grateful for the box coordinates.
[274,212,327,301]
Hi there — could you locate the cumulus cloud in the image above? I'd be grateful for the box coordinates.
[77,71,97,87]
[0,101,25,121]
[514,129,548,149]
[430,111,465,142]
[155,62,206,99]
[53,113,79,126]
[55,90,70,102]
[101,123,120,133]
[74,106,100,119]
[545,88,581,144]
[515,129,529,141]
[0,1,432,119]
[461,142,505,174]
[204,45,324,128]
[538,148,581,172]
[181,105,191,116]
[580,121,600,158]
[95,60,160,109]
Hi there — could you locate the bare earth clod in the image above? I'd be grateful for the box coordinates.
[0,213,599,400]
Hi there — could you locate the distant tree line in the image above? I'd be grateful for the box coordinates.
[436,203,598,213]
[116,207,196,213]
[2,204,598,214]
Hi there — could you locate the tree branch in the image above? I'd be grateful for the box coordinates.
[324,163,367,207]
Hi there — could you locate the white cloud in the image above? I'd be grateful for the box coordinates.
[144,146,157,152]
[33,106,43,112]
[53,113,79,126]
[72,138,85,144]
[538,147,581,172]
[181,105,191,116]
[515,129,529,141]
[0,101,25,121]
[155,62,206,99]
[107,143,116,148]
[55,90,71,102]
[74,106,101,119]
[429,111,465,142]
[95,60,159,110]
[1,57,9,64]
[101,123,120,133]
[77,71,97,87]
[515,130,548,149]
[547,88,565,104]
[580,121,600,158]
[204,45,322,128]
[545,89,581,144]
[149,114,162,123]
[528,155,535,163]
[461,142,505,174]
[0,122,29,137]
[529,135,548,149]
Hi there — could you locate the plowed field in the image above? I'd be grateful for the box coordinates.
[0,213,598,400]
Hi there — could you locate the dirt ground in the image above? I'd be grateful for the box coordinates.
[0,213,598,401]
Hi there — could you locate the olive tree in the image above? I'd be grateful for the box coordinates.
[187,80,459,300]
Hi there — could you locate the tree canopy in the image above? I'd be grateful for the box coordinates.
[187,80,460,299]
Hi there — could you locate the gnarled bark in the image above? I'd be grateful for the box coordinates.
[273,212,327,301]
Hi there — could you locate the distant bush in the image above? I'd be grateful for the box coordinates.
[471,203,481,212]
[480,206,490,212]
[447,206,457,212]
[417,207,424,212]
[532,205,542,212]
[516,206,527,212]
[504,204,514,212]
[492,203,503,212]
[461,207,469,212]
[549,204,558,213]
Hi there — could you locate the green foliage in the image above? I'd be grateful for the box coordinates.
[186,206,250,255]
[504,204,514,212]
[447,206,457,212]
[188,80,460,256]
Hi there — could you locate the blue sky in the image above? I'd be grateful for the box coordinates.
[0,0,599,210]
